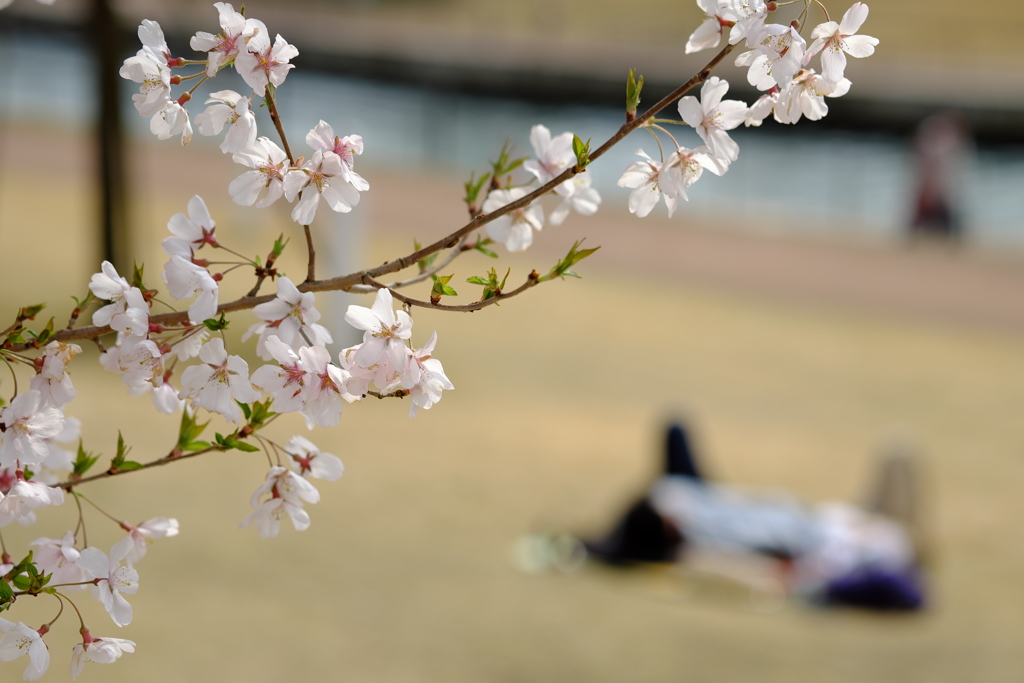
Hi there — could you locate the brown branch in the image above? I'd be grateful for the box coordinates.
[302,223,316,283]
[359,273,540,313]
[264,88,294,165]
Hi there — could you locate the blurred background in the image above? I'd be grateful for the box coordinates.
[2,0,1024,681]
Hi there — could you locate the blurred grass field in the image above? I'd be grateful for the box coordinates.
[2,120,1024,681]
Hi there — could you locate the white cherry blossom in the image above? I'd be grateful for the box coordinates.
[78,536,139,627]
[163,195,217,257]
[250,336,309,414]
[162,255,219,324]
[0,478,65,527]
[229,137,291,207]
[69,634,135,680]
[89,261,131,327]
[0,619,49,681]
[736,23,807,90]
[123,517,180,564]
[297,344,354,429]
[283,150,363,225]
[29,341,81,408]
[401,332,455,418]
[30,531,90,590]
[240,466,320,537]
[617,149,679,218]
[119,47,171,117]
[150,99,193,146]
[344,288,413,370]
[244,277,331,359]
[178,338,260,424]
[194,90,258,154]
[285,435,344,481]
[482,188,544,252]
[190,3,264,77]
[234,30,298,96]
[0,391,65,469]
[805,2,878,85]
[677,76,747,164]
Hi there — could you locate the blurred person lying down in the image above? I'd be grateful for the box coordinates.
[584,424,927,611]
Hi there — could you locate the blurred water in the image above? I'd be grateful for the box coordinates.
[3,30,1024,247]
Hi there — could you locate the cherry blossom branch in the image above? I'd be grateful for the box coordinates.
[359,272,540,312]
[5,43,738,352]
[302,224,316,283]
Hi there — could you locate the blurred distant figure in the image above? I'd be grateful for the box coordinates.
[585,423,928,611]
[909,111,972,241]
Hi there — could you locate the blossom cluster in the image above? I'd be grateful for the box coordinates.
[119,3,368,226]
[619,0,877,217]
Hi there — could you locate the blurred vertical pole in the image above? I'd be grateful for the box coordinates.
[89,0,129,272]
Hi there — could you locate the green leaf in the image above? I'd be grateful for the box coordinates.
[131,262,146,291]
[415,240,439,274]
[626,68,644,116]
[247,400,275,429]
[540,240,601,282]
[271,234,289,259]
[109,431,133,470]
[176,410,210,453]
[466,267,510,302]
[18,304,45,321]
[463,171,491,208]
[230,440,260,453]
[431,274,458,300]
[473,241,498,259]
[572,135,591,169]
[73,440,100,477]
[203,313,229,332]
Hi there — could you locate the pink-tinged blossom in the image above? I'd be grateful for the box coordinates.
[0,477,65,527]
[229,137,291,208]
[30,531,89,590]
[170,327,209,362]
[0,391,64,469]
[285,435,344,481]
[69,633,135,680]
[123,517,179,564]
[283,150,364,225]
[617,149,679,218]
[661,145,728,202]
[523,124,575,192]
[89,261,131,327]
[773,70,851,124]
[401,332,454,418]
[39,416,80,476]
[0,618,49,681]
[150,99,193,146]
[30,341,82,408]
[244,276,332,359]
[805,3,878,85]
[344,288,413,370]
[482,188,544,252]
[178,338,260,424]
[78,536,139,627]
[686,0,768,52]
[162,255,219,324]
[163,195,217,258]
[735,23,807,90]
[234,30,298,96]
[152,379,184,414]
[251,336,309,414]
[240,466,320,537]
[677,76,747,164]
[108,336,165,395]
[305,121,368,186]
[190,3,264,77]
[297,345,354,429]
[194,90,258,154]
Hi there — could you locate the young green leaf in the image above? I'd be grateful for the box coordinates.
[572,135,592,169]
[540,240,601,282]
[626,68,644,119]
[73,440,101,477]
[203,313,230,332]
